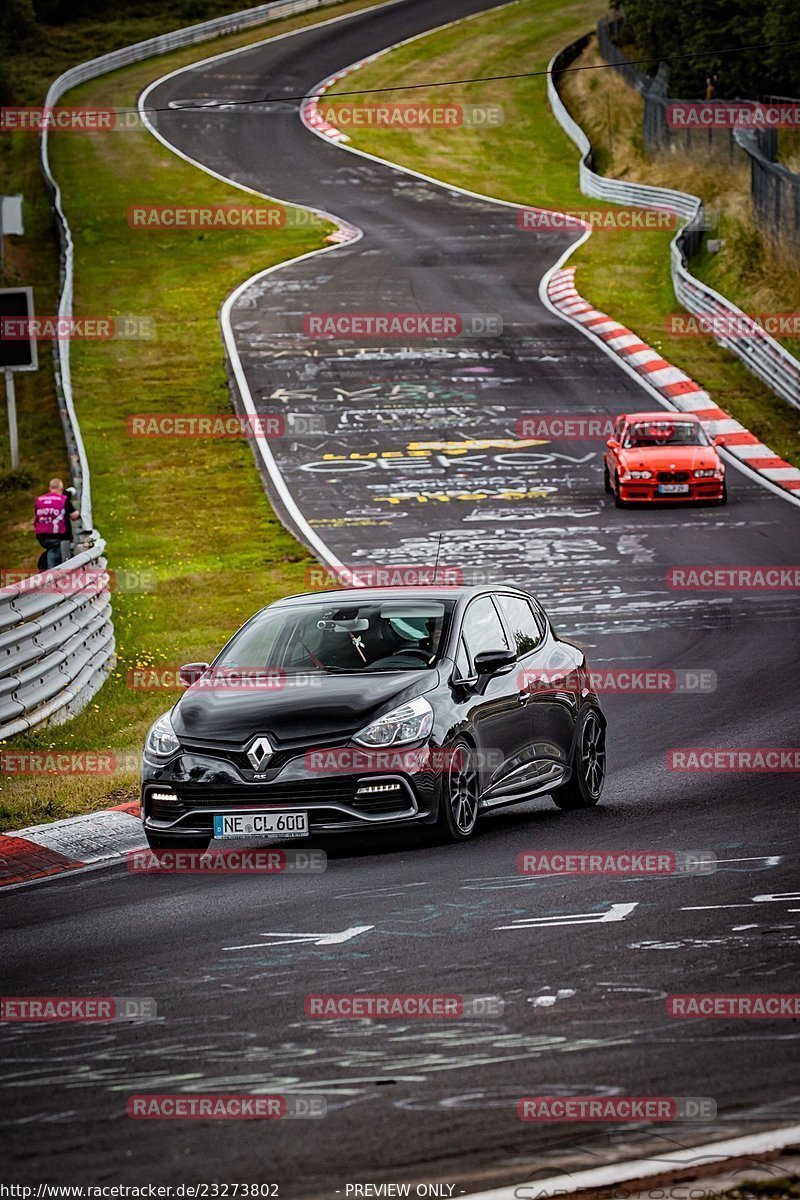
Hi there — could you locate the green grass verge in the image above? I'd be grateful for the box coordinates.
[324,0,800,465]
[0,0,386,831]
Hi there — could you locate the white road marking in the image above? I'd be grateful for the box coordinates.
[682,904,758,910]
[223,925,374,950]
[716,856,782,864]
[495,903,638,930]
[335,882,429,899]
[685,891,800,912]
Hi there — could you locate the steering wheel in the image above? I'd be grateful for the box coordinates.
[394,648,430,663]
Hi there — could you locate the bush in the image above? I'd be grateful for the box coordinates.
[0,469,35,493]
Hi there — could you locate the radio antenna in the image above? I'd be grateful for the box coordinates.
[432,531,444,585]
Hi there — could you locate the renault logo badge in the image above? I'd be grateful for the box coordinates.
[246,735,273,771]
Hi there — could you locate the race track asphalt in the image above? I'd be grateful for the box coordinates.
[2,0,799,1191]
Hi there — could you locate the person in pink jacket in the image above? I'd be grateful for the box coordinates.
[34,477,79,569]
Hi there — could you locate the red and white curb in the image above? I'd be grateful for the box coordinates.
[301,48,386,142]
[299,54,387,252]
[302,72,353,143]
[548,266,800,497]
[0,802,145,889]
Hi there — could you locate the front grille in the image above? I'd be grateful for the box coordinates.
[175,779,363,808]
[179,736,350,777]
[657,471,690,483]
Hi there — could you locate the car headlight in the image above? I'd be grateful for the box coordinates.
[629,470,653,479]
[694,468,720,477]
[145,711,180,758]
[353,696,434,747]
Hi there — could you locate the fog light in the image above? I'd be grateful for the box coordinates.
[356,782,402,795]
[151,791,178,801]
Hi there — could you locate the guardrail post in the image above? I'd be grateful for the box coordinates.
[4,369,19,470]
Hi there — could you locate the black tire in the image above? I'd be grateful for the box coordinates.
[436,739,480,841]
[145,832,211,851]
[550,707,606,810]
[604,465,613,495]
[613,473,627,508]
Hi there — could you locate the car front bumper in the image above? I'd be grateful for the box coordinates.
[618,479,724,502]
[141,744,443,838]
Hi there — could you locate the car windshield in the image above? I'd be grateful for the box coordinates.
[624,420,710,448]
[215,599,453,674]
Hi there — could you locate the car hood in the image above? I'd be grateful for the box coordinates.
[620,446,719,470]
[172,669,439,744]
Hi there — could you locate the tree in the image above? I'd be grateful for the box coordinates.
[612,0,798,98]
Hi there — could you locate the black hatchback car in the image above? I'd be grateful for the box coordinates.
[140,585,607,848]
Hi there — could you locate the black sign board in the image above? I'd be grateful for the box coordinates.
[0,287,38,371]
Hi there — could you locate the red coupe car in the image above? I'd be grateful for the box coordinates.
[604,412,727,506]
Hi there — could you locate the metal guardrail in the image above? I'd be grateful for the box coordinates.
[547,37,800,413]
[0,539,114,738]
[9,0,347,738]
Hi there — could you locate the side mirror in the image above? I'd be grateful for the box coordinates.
[473,647,517,678]
[179,662,209,688]
[713,434,727,447]
[606,438,619,450]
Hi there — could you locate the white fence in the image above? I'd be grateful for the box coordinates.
[547,38,800,413]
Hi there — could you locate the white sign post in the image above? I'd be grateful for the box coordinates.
[4,369,18,469]
[0,195,24,273]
